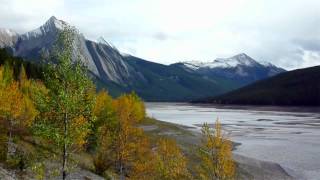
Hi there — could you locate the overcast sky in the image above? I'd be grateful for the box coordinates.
[1,0,320,70]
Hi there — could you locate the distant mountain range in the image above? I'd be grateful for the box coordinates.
[194,66,320,106]
[0,16,285,101]
[173,53,285,86]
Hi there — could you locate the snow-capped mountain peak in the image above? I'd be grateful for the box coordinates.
[182,60,207,70]
[215,53,258,67]
[181,53,268,70]
[176,53,285,84]
[44,16,68,30]
[21,16,69,39]
[260,61,275,67]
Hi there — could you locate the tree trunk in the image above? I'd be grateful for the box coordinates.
[62,113,68,180]
[119,163,125,180]
[6,118,14,159]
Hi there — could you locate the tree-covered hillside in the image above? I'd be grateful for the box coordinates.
[0,49,44,80]
[194,66,320,106]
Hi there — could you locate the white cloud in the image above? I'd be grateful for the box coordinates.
[0,0,320,69]
[0,0,64,31]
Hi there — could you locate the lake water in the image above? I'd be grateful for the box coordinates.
[146,102,320,180]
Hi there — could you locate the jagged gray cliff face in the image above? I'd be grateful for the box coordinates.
[0,16,134,85]
[85,39,133,84]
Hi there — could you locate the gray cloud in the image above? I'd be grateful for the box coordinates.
[153,32,170,41]
[293,39,320,52]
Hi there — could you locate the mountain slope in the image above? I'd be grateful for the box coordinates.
[121,55,240,101]
[85,39,135,84]
[194,66,320,106]
[173,53,285,86]
[0,16,286,101]
[1,16,134,85]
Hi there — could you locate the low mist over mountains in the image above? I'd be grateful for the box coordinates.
[0,16,285,101]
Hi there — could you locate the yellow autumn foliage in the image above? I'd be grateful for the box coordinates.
[0,64,38,160]
[197,120,235,180]
[153,138,192,180]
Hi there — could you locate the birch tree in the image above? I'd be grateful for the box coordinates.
[33,27,94,180]
[197,120,235,180]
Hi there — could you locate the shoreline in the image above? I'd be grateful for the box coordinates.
[147,102,320,113]
[141,118,295,179]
